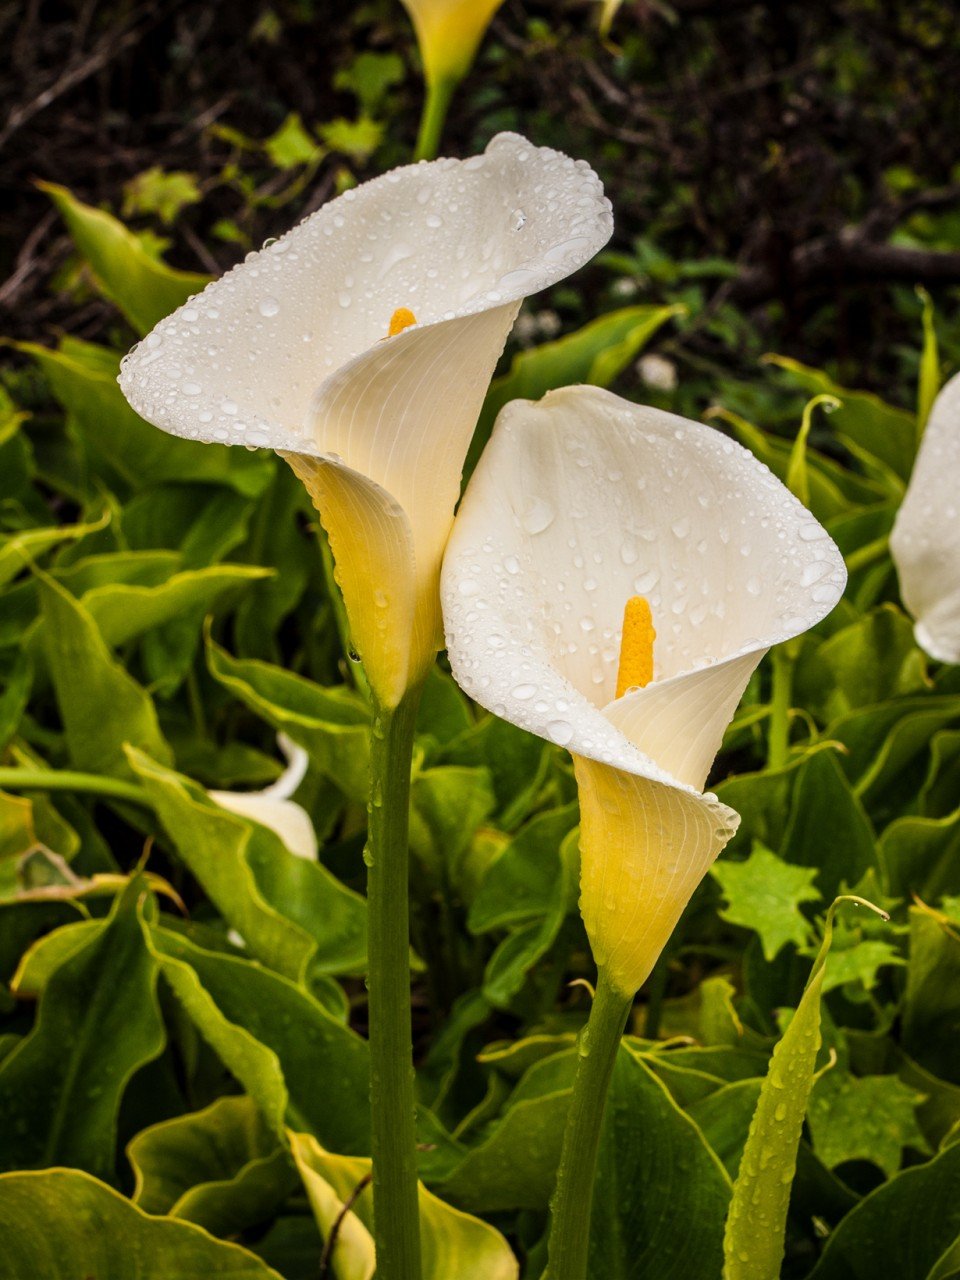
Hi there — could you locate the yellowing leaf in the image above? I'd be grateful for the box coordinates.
[0,1168,283,1278]
[40,182,209,335]
[288,1131,519,1280]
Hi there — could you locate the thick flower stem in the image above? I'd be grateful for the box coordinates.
[414,76,457,162]
[546,969,634,1280]
[365,682,425,1280]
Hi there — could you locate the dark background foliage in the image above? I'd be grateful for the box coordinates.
[3,0,959,387]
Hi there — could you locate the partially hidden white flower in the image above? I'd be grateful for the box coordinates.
[119,134,612,707]
[210,733,317,861]
[441,385,847,996]
[891,370,960,664]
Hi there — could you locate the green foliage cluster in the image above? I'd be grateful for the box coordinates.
[0,163,958,1276]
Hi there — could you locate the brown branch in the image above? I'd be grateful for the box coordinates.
[0,0,187,150]
[726,228,960,307]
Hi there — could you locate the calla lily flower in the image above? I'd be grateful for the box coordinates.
[209,733,317,861]
[891,370,960,664]
[399,0,505,92]
[119,134,612,708]
[441,386,846,996]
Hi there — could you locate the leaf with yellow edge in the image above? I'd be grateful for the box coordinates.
[288,1130,519,1280]
[40,181,209,335]
[722,896,889,1280]
[786,394,840,508]
[0,509,109,588]
[0,1168,284,1279]
[38,572,171,778]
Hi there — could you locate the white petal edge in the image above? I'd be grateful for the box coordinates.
[118,132,612,461]
[891,369,960,664]
[210,733,317,861]
[441,385,847,793]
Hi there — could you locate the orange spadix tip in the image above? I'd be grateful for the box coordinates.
[615,596,655,699]
[387,307,418,337]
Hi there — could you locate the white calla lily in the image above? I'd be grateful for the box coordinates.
[209,733,317,861]
[119,133,612,707]
[441,385,846,997]
[891,370,960,664]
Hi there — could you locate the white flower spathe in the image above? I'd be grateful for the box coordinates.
[210,733,316,861]
[891,370,960,664]
[119,134,612,706]
[441,385,846,994]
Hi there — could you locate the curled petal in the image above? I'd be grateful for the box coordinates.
[120,134,612,704]
[442,385,846,784]
[210,733,317,861]
[575,758,738,997]
[891,371,960,663]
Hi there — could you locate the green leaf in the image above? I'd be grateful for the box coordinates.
[15,340,273,497]
[333,50,406,113]
[38,573,171,777]
[410,765,495,889]
[0,884,165,1179]
[435,1054,573,1212]
[711,844,822,961]
[469,803,579,933]
[128,747,366,979]
[482,827,579,1009]
[881,808,960,902]
[0,509,109,588]
[206,635,371,803]
[688,1078,762,1179]
[41,182,209,334]
[806,1141,960,1280]
[722,896,887,1280]
[443,714,551,824]
[820,937,904,994]
[916,285,940,436]
[123,166,203,225]
[263,113,321,168]
[807,1070,928,1176]
[145,924,371,1152]
[128,1095,296,1236]
[787,394,840,507]
[586,1047,731,1277]
[318,115,383,161]
[289,1131,519,1280]
[781,749,878,900]
[830,696,960,816]
[0,1168,284,1278]
[466,305,683,478]
[903,904,960,1084]
[766,354,916,482]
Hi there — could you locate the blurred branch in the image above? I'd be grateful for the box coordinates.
[725,221,960,306]
[0,0,185,150]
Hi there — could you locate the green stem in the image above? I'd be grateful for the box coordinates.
[546,970,633,1280]
[414,76,457,162]
[0,768,149,807]
[766,645,793,771]
[365,683,425,1280]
